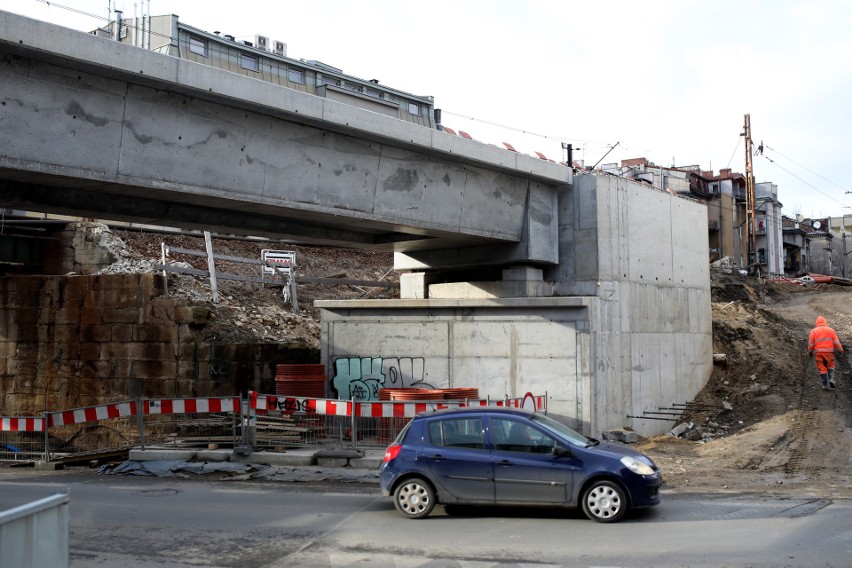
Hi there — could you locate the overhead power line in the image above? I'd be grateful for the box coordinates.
[760,154,844,206]
[33,0,108,22]
[440,110,611,148]
[763,144,847,192]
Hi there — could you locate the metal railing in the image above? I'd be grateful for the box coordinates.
[0,490,70,568]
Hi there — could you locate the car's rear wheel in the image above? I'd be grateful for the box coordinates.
[581,480,626,523]
[393,478,436,519]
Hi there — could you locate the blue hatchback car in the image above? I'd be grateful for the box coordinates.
[379,407,662,523]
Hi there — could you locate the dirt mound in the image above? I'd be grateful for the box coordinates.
[636,269,852,497]
[109,229,398,349]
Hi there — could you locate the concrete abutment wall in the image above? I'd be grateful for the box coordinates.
[320,175,713,437]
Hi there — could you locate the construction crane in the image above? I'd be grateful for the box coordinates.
[743,114,758,274]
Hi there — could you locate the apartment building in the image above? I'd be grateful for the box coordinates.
[93,12,437,129]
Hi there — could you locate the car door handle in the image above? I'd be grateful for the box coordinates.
[497,460,514,466]
[429,454,446,461]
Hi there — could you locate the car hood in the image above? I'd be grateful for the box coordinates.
[584,441,657,466]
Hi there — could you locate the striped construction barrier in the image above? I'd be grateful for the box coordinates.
[249,391,546,417]
[43,397,242,428]
[4,393,545,433]
[145,397,239,415]
[0,417,45,432]
[48,401,138,427]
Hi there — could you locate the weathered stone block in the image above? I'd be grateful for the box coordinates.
[103,307,142,325]
[78,325,112,342]
[101,342,134,361]
[175,379,197,398]
[174,306,210,325]
[178,343,200,360]
[134,325,178,343]
[177,325,200,344]
[132,342,173,361]
[110,359,133,380]
[148,300,177,325]
[132,359,177,379]
[63,277,89,303]
[54,304,83,325]
[111,324,134,343]
[79,342,101,361]
[154,378,178,398]
[177,360,198,381]
[76,360,112,379]
[102,288,145,309]
[80,307,102,325]
[140,273,164,298]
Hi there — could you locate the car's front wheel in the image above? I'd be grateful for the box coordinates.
[393,478,436,519]
[581,480,626,523]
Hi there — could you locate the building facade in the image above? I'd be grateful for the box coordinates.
[95,13,437,129]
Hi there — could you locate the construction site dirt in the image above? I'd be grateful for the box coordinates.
[67,229,852,497]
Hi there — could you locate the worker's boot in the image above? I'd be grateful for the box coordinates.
[820,374,828,390]
[828,368,837,389]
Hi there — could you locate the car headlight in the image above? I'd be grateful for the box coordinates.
[621,456,655,476]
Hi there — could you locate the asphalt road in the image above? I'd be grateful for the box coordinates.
[2,468,852,568]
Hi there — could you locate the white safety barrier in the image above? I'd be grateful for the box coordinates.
[249,391,546,416]
[0,490,70,568]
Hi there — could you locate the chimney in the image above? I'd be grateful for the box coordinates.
[113,9,123,41]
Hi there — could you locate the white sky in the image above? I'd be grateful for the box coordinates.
[3,0,852,219]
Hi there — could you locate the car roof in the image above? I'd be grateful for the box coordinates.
[415,406,535,419]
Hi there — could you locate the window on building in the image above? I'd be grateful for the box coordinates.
[364,87,383,99]
[319,76,340,87]
[408,102,421,116]
[240,54,259,72]
[287,67,305,84]
[189,36,207,57]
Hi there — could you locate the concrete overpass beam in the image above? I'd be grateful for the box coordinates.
[395,181,562,271]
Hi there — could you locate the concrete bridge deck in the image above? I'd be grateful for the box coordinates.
[0,10,569,268]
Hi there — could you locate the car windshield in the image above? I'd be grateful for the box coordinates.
[530,413,590,446]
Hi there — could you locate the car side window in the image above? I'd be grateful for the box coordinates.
[493,418,556,454]
[428,418,485,450]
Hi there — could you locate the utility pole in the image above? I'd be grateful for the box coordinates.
[743,114,758,274]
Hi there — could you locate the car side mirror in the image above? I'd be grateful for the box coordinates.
[553,445,573,458]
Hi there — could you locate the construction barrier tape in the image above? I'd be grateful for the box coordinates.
[48,401,138,427]
[16,394,545,431]
[145,397,239,415]
[0,417,45,432]
[249,392,547,417]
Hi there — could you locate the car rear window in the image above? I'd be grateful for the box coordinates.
[427,418,485,449]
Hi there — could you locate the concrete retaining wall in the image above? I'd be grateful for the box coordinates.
[320,298,592,431]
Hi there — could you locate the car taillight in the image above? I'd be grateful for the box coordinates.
[383,444,402,463]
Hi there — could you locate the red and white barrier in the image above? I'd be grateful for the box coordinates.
[27,392,545,431]
[249,391,547,417]
[145,397,239,415]
[48,401,138,427]
[0,417,45,432]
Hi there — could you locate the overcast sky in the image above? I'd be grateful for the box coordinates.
[3,0,851,219]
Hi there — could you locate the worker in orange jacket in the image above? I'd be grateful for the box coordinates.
[808,316,844,390]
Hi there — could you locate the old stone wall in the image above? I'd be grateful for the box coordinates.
[0,272,314,416]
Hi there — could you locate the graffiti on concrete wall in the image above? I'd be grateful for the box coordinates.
[331,357,435,401]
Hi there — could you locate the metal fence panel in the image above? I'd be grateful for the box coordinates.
[0,491,70,568]
[143,413,239,449]
[0,430,45,463]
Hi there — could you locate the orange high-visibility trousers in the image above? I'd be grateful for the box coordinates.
[815,352,836,374]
